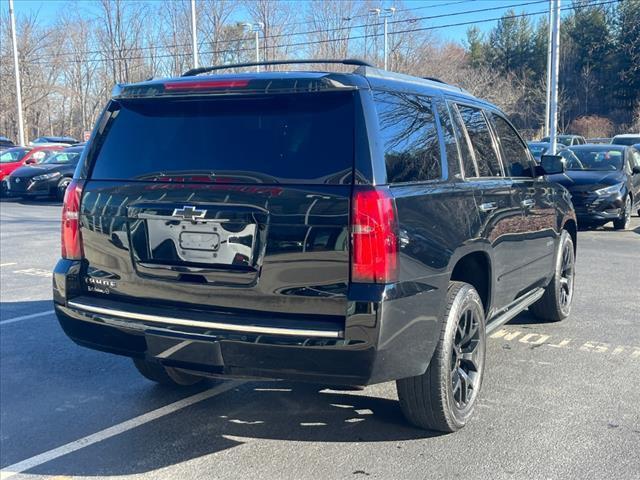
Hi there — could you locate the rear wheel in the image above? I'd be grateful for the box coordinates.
[612,196,631,230]
[133,358,205,386]
[396,281,486,432]
[530,230,575,321]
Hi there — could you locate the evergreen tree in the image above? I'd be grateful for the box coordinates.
[486,9,534,75]
[465,26,485,69]
[613,0,640,125]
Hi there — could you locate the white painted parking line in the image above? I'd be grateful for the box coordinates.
[0,262,17,267]
[0,310,54,326]
[0,380,244,479]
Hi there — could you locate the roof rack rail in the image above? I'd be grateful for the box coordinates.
[422,76,448,85]
[182,58,375,77]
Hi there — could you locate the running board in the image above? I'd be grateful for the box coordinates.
[485,288,545,334]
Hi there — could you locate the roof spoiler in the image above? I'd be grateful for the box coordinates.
[182,58,375,77]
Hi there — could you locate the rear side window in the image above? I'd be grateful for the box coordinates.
[491,114,533,177]
[89,92,354,184]
[374,91,442,183]
[456,105,503,177]
[435,101,462,179]
[448,104,478,178]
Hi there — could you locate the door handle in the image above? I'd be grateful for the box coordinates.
[479,202,498,212]
[521,199,535,208]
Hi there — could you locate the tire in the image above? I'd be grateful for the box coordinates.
[56,177,72,201]
[612,195,631,230]
[396,281,486,432]
[530,230,575,322]
[133,358,205,386]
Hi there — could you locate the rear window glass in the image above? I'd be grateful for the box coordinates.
[90,92,354,184]
[374,91,442,183]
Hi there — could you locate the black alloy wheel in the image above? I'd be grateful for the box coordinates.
[396,282,486,432]
[451,307,484,410]
[558,239,575,315]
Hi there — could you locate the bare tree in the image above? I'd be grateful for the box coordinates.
[96,0,147,84]
[244,0,297,66]
[305,0,360,67]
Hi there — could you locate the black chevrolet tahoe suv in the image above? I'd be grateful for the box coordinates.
[53,59,577,432]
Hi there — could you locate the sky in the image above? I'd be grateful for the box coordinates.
[4,0,556,44]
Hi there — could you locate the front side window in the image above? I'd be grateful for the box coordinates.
[456,105,503,177]
[374,91,442,183]
[492,114,533,177]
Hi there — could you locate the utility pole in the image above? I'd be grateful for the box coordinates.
[190,0,199,69]
[9,0,25,146]
[243,23,264,72]
[548,0,561,154]
[382,7,396,70]
[544,6,553,138]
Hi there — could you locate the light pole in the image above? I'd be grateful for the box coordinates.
[8,0,25,146]
[548,0,561,154]
[243,22,264,72]
[543,6,552,137]
[190,0,199,69]
[382,7,396,70]
[366,9,380,62]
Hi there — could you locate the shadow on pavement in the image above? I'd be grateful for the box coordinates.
[1,301,440,477]
[29,380,439,477]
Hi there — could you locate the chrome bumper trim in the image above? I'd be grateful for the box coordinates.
[67,301,342,338]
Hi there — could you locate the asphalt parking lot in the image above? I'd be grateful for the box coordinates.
[1,198,639,480]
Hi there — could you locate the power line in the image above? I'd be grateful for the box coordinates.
[22,0,620,69]
[21,0,546,62]
[11,0,475,60]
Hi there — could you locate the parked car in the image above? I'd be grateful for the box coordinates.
[53,60,577,433]
[611,133,640,146]
[527,141,566,162]
[540,134,586,146]
[6,145,83,200]
[586,137,611,144]
[0,136,15,151]
[551,145,640,229]
[30,136,79,146]
[0,145,65,195]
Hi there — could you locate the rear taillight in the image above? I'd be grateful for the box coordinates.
[351,187,398,283]
[61,179,84,260]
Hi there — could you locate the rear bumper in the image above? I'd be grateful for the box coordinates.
[53,259,447,386]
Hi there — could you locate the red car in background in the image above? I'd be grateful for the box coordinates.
[0,145,64,182]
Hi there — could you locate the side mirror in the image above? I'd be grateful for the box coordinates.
[25,159,36,165]
[632,166,640,175]
[536,154,566,176]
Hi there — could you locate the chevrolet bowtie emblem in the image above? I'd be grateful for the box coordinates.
[172,205,207,220]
